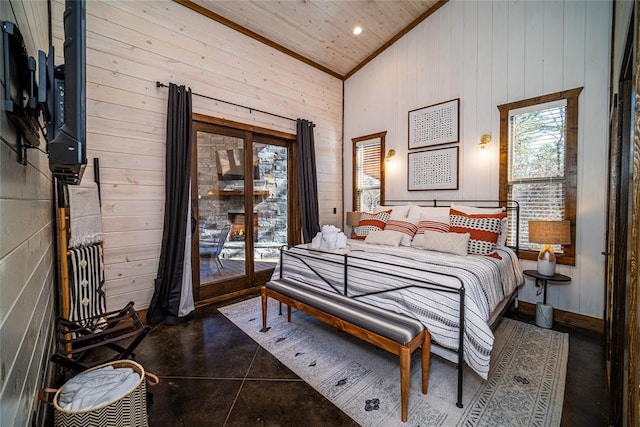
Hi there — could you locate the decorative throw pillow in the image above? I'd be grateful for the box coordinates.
[364,230,403,247]
[411,218,450,247]
[423,230,469,256]
[353,210,392,239]
[451,204,509,248]
[384,218,419,246]
[449,208,507,255]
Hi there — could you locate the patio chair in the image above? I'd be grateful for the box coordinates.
[201,223,231,274]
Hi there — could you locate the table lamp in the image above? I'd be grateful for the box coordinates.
[528,220,571,276]
[346,211,362,227]
[346,211,361,237]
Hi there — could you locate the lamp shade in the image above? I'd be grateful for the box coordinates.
[528,220,571,245]
[346,211,362,227]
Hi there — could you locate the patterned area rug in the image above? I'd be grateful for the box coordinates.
[219,297,568,426]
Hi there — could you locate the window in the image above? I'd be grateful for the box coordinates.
[352,131,386,212]
[498,88,582,265]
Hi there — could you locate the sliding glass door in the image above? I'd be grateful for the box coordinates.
[191,120,292,302]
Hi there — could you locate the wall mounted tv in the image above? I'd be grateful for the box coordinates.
[47,0,87,184]
[1,0,87,185]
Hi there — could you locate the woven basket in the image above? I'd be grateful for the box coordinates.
[53,360,150,427]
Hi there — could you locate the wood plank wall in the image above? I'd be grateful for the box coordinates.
[0,1,57,426]
[344,0,611,320]
[51,0,343,311]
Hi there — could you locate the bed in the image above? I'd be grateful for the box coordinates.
[271,200,524,407]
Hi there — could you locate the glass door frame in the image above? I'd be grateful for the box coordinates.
[190,114,298,303]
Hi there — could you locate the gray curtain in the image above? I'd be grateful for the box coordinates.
[148,84,194,325]
[296,119,320,242]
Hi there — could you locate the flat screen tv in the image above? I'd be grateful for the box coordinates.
[47,0,87,185]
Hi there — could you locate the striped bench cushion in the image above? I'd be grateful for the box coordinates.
[266,279,424,345]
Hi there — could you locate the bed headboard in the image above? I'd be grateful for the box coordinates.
[383,199,520,255]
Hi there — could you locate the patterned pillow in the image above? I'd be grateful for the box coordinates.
[449,209,507,255]
[411,219,450,247]
[353,210,391,239]
[384,218,419,246]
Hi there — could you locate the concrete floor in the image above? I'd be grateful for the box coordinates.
[50,295,609,426]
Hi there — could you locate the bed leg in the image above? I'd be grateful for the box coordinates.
[457,288,465,408]
[456,364,463,408]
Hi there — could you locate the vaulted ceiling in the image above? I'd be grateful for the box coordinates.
[175,0,447,80]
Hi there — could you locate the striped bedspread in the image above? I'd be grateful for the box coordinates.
[272,240,524,379]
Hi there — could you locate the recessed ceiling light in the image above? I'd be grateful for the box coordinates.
[353,26,362,36]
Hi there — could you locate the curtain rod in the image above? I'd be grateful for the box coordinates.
[156,81,296,123]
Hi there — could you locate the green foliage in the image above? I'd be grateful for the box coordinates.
[510,106,566,180]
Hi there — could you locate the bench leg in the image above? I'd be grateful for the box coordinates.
[287,305,291,322]
[400,346,410,423]
[261,287,268,332]
[422,330,431,394]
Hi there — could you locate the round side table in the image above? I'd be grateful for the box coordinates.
[523,270,571,328]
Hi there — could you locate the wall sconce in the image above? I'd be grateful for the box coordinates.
[385,149,396,162]
[479,134,491,150]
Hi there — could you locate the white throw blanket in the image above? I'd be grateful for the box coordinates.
[68,183,103,249]
[310,225,347,250]
[58,366,140,411]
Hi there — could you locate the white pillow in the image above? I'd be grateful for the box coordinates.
[496,218,509,247]
[407,205,450,220]
[450,203,505,215]
[375,205,410,220]
[423,230,469,256]
[364,230,403,247]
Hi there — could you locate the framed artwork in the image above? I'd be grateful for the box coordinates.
[408,146,459,191]
[408,98,459,149]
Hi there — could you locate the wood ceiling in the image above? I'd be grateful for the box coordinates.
[175,0,447,80]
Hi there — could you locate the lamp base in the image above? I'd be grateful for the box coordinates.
[537,259,556,276]
[537,244,557,276]
[536,302,553,328]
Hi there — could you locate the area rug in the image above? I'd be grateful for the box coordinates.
[219,297,568,426]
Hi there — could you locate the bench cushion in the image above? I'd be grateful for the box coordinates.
[266,279,424,345]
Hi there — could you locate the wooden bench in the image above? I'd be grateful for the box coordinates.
[261,279,430,422]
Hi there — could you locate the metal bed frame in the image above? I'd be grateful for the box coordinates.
[276,200,520,408]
